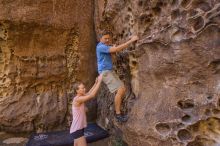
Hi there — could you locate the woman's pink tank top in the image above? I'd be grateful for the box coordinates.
[70,96,87,133]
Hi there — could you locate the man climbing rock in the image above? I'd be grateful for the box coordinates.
[96,31,139,122]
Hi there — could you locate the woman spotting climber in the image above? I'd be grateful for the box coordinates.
[70,74,103,146]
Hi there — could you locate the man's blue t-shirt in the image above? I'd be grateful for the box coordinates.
[96,42,113,73]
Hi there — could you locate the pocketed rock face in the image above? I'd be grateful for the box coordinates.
[0,0,96,132]
[95,0,220,146]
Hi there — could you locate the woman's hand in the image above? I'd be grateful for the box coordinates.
[95,77,98,83]
[97,74,103,82]
[95,74,103,84]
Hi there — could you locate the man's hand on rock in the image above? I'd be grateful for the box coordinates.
[130,35,139,42]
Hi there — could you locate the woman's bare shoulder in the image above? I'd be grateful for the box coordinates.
[72,96,81,107]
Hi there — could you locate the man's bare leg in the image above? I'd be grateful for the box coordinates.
[114,86,126,114]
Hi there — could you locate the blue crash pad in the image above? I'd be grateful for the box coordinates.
[26,123,109,146]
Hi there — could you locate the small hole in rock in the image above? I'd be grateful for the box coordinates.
[177,99,194,110]
[156,1,164,7]
[212,108,220,114]
[205,109,211,116]
[155,123,170,135]
[131,60,137,66]
[177,129,192,141]
[188,9,197,17]
[181,115,191,123]
[139,14,147,23]
[181,0,192,8]
[152,7,161,15]
[171,9,180,20]
[206,96,213,100]
[193,16,204,31]
[125,15,130,21]
[138,1,143,6]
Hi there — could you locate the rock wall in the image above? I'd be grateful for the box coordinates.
[95,0,220,146]
[0,0,97,132]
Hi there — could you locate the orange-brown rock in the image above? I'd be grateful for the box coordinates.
[95,0,220,146]
[0,0,97,132]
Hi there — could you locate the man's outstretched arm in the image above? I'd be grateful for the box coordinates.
[109,35,139,53]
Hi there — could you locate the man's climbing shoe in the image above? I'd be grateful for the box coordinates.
[115,114,128,122]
